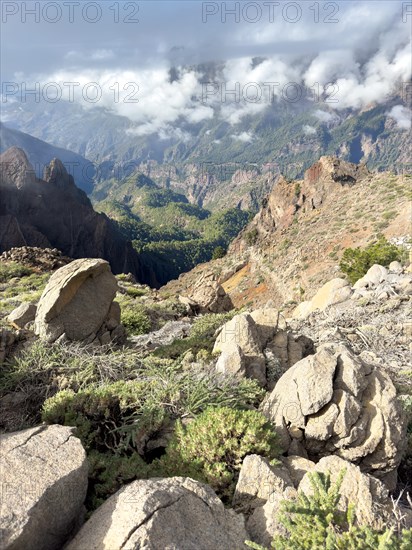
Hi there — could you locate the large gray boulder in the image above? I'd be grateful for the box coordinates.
[261,343,406,477]
[0,425,88,550]
[293,278,353,319]
[186,273,233,314]
[65,477,248,550]
[34,258,118,342]
[233,455,296,547]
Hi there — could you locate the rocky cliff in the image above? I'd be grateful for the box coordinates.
[0,147,145,281]
[162,156,411,308]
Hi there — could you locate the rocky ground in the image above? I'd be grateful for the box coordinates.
[0,247,411,549]
[0,158,411,549]
[163,157,411,310]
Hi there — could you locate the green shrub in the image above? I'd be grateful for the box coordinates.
[42,364,265,510]
[86,450,149,511]
[124,286,146,298]
[0,340,141,428]
[154,310,237,359]
[42,380,160,452]
[246,470,412,550]
[121,305,151,335]
[155,407,280,501]
[339,238,405,285]
[212,246,226,260]
[0,262,33,282]
[245,228,259,246]
[42,360,264,454]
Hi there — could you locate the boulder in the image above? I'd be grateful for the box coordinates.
[215,343,246,377]
[250,308,281,346]
[261,343,406,476]
[364,264,388,286]
[233,454,293,512]
[299,456,392,530]
[65,477,248,550]
[214,313,262,356]
[293,279,352,319]
[245,487,296,547]
[233,455,296,547]
[7,303,37,328]
[389,261,403,273]
[281,456,315,487]
[34,258,118,343]
[214,313,266,385]
[309,278,353,312]
[292,300,312,320]
[0,425,88,550]
[186,273,233,313]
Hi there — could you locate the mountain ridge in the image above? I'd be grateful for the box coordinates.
[0,147,145,281]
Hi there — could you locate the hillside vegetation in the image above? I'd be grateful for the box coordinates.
[93,172,251,285]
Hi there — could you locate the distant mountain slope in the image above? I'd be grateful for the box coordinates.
[162,156,411,308]
[2,91,409,183]
[0,147,145,280]
[0,123,95,193]
[93,171,251,286]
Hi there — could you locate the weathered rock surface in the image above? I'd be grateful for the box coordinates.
[130,319,192,351]
[7,303,37,328]
[281,456,315,487]
[66,477,248,550]
[233,454,293,512]
[215,342,247,377]
[34,258,120,343]
[233,455,296,547]
[185,272,233,314]
[293,278,353,319]
[250,308,284,346]
[261,343,406,476]
[0,425,88,550]
[352,262,412,300]
[0,148,144,281]
[0,247,71,271]
[214,313,266,385]
[214,311,313,387]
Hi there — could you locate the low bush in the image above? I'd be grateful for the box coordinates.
[86,450,149,511]
[121,305,151,335]
[42,361,265,510]
[212,246,226,260]
[153,310,237,359]
[339,238,406,284]
[0,262,33,282]
[245,228,259,246]
[246,470,412,550]
[0,341,140,427]
[42,361,264,452]
[154,407,280,501]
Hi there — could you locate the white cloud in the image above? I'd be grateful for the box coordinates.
[303,125,317,135]
[388,105,412,130]
[231,131,254,143]
[22,1,412,138]
[91,50,115,61]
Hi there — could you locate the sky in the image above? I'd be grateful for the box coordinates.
[1,1,411,135]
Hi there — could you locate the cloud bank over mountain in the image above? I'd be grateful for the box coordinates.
[2,1,410,137]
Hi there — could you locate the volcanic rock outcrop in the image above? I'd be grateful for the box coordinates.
[261,343,407,478]
[0,147,144,280]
